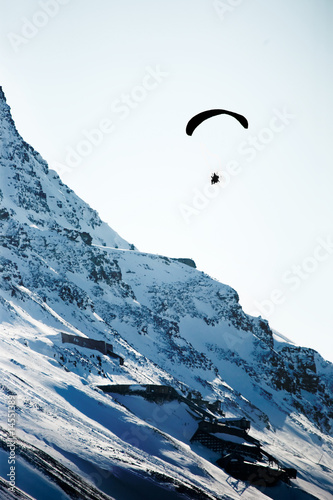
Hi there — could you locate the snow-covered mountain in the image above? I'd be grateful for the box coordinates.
[0,86,332,500]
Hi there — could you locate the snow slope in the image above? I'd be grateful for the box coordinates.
[0,86,333,499]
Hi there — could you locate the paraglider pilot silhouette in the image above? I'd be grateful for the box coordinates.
[186,109,248,184]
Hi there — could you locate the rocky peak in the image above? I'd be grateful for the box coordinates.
[0,87,133,250]
[0,86,21,146]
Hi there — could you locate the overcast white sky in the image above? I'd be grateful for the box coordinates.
[1,0,333,362]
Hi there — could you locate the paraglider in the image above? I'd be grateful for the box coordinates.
[211,173,220,184]
[186,108,248,184]
[186,109,248,136]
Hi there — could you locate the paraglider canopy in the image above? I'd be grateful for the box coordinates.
[186,109,248,136]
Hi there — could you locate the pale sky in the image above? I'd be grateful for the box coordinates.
[1,0,333,362]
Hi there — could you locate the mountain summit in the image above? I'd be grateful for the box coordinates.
[0,86,132,250]
[0,88,332,499]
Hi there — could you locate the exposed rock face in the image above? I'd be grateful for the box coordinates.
[173,258,196,268]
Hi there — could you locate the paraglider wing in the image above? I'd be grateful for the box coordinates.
[186,109,248,136]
